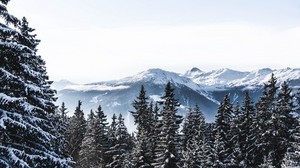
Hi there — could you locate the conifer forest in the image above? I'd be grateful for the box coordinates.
[1,0,300,167]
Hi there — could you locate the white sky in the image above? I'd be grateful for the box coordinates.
[8,0,300,83]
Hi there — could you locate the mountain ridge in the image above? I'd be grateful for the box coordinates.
[52,67,300,131]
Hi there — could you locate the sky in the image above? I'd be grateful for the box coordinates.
[8,0,300,83]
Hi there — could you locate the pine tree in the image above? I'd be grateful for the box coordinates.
[65,101,87,165]
[0,2,71,167]
[227,103,244,167]
[270,81,295,167]
[77,105,109,167]
[282,89,300,167]
[59,102,69,121]
[106,114,133,168]
[94,105,109,165]
[77,110,98,168]
[213,94,233,167]
[239,91,256,167]
[131,85,152,167]
[182,105,206,168]
[154,82,183,168]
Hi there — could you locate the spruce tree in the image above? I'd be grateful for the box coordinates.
[272,81,295,166]
[65,101,87,165]
[154,82,183,168]
[77,110,98,168]
[59,102,68,121]
[94,105,109,165]
[239,91,256,167]
[77,105,109,167]
[0,2,71,167]
[182,105,206,168]
[213,94,233,167]
[106,114,133,168]
[248,74,278,166]
[131,85,152,167]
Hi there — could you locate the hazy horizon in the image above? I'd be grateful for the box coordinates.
[9,0,300,83]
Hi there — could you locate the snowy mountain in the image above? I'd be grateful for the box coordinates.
[53,67,300,131]
[184,67,300,90]
[52,80,78,91]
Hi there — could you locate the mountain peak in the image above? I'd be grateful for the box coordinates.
[184,67,203,79]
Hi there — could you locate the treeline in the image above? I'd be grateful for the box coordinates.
[61,76,300,168]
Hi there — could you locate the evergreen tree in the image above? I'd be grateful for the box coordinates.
[106,114,133,168]
[106,113,118,165]
[282,89,300,166]
[77,110,98,168]
[182,105,206,168]
[65,101,87,165]
[228,103,243,167]
[154,82,183,168]
[59,102,68,121]
[0,2,71,167]
[239,91,256,167]
[77,105,109,167]
[213,94,233,167]
[131,85,152,167]
[270,81,295,167]
[94,105,109,165]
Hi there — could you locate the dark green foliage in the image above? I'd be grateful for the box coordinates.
[78,105,109,167]
[213,94,233,167]
[106,114,133,168]
[65,101,86,164]
[154,82,183,168]
[0,2,71,167]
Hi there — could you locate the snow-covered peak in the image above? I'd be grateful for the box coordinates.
[51,80,78,91]
[187,68,249,89]
[184,67,300,90]
[184,67,203,79]
[119,68,188,85]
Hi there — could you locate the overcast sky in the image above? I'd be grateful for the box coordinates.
[8,0,300,83]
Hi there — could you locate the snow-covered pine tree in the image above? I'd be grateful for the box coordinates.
[248,74,278,167]
[106,114,133,168]
[201,123,215,167]
[0,2,72,166]
[282,89,300,167]
[65,100,87,165]
[78,105,109,168]
[77,110,98,168]
[131,85,152,167]
[182,105,206,168]
[94,105,109,165]
[239,91,256,167]
[270,81,295,167]
[59,102,68,121]
[213,94,233,167]
[154,82,183,168]
[227,103,243,167]
[106,113,117,166]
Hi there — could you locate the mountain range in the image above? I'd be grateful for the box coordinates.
[52,67,300,131]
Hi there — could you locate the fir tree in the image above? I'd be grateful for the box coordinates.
[94,105,109,165]
[282,89,300,166]
[65,101,87,165]
[213,94,233,167]
[154,82,183,168]
[131,85,152,167]
[0,2,71,167]
[106,114,133,168]
[182,105,206,168]
[248,74,279,166]
[59,102,68,122]
[239,91,256,167]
